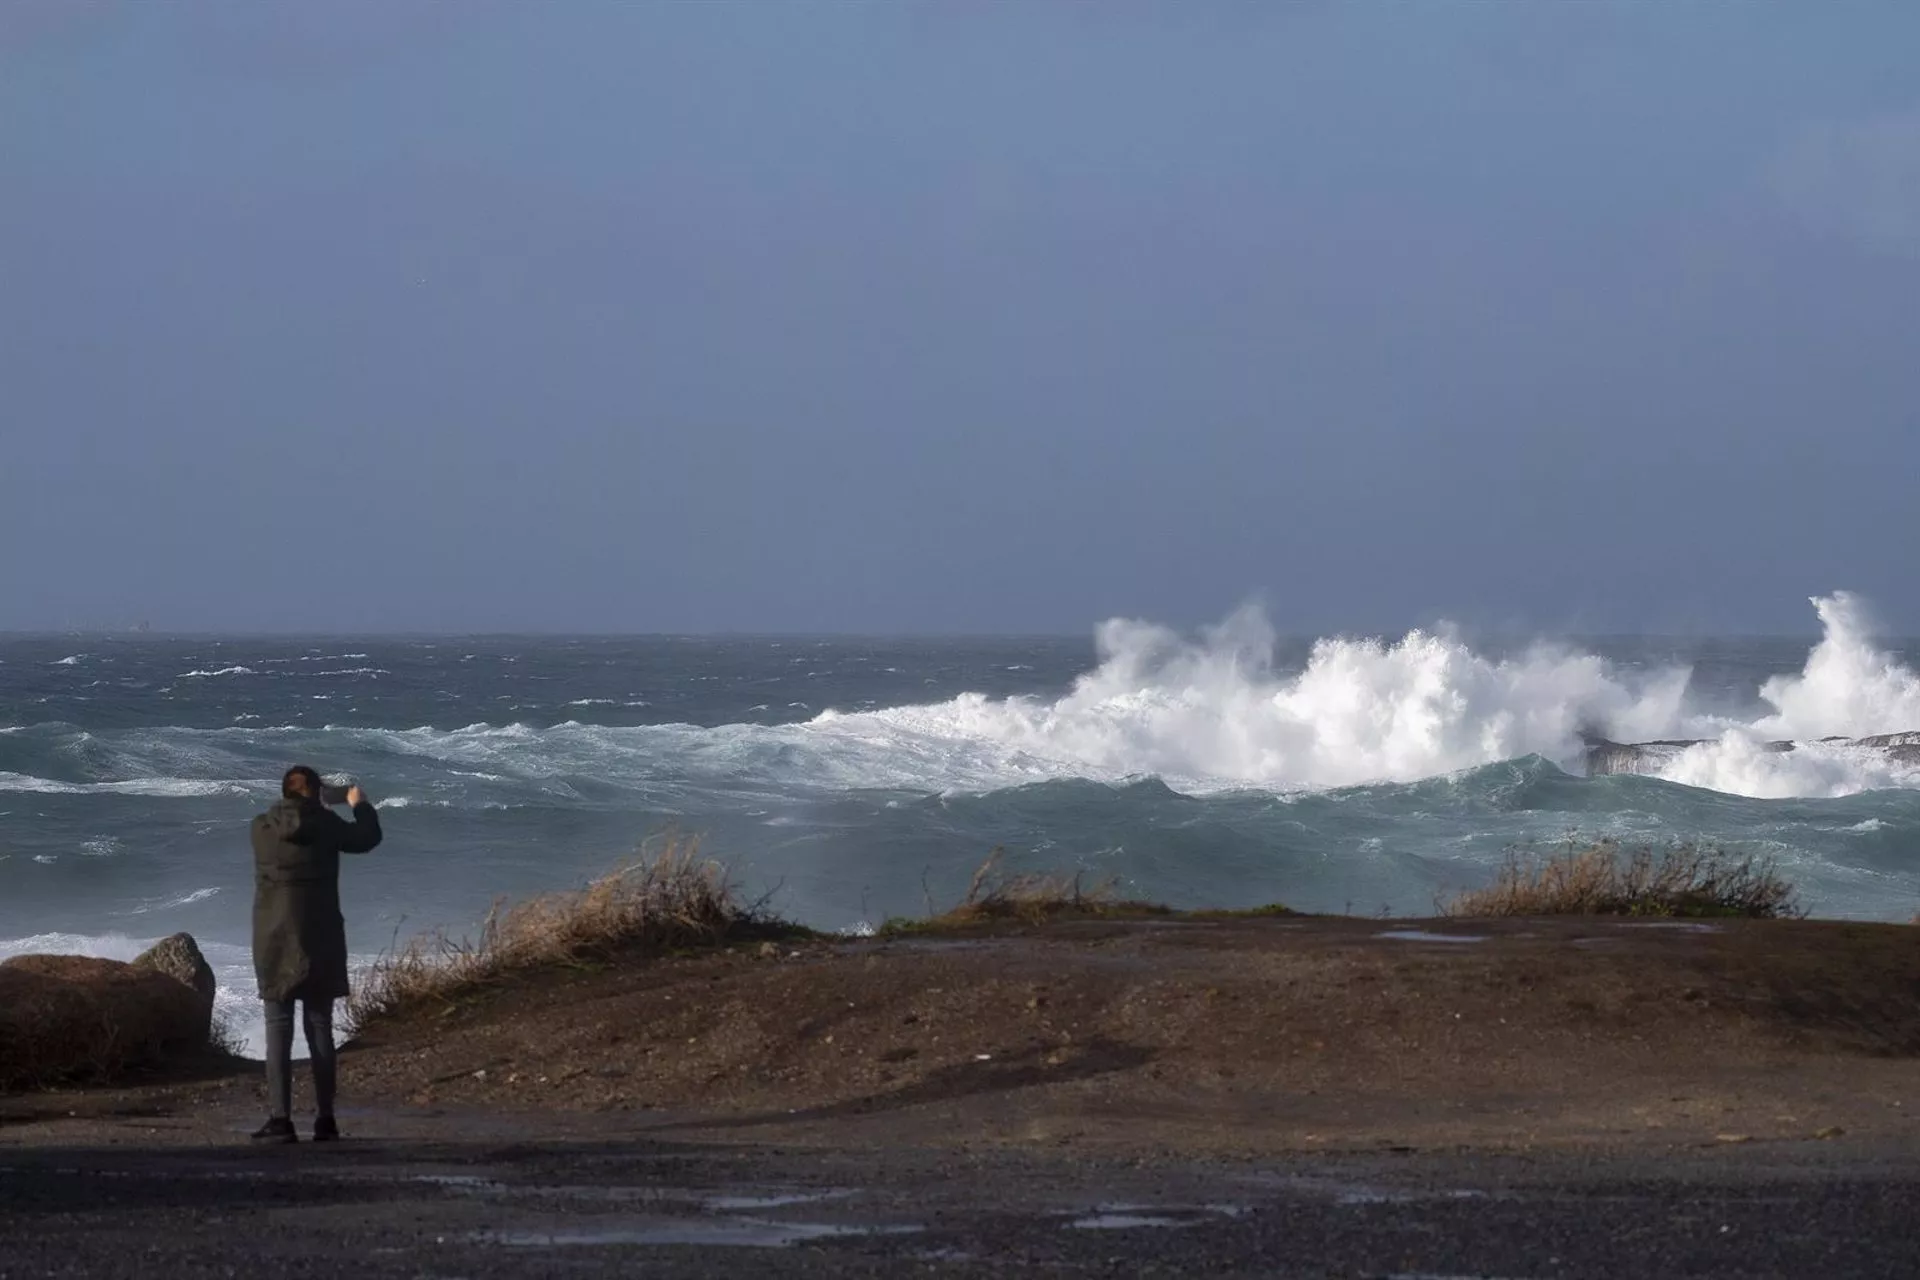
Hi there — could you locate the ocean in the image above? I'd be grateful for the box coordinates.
[4,591,1918,1055]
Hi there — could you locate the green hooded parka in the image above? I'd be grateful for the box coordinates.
[250,797,382,1002]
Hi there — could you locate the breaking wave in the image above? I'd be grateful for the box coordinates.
[807,592,1920,799]
[2,595,1914,803]
[0,771,257,798]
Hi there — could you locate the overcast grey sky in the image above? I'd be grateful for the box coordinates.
[3,2,1917,635]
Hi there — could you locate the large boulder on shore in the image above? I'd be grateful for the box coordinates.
[0,951,214,1091]
[132,932,217,1041]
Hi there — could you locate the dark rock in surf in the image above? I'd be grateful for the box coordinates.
[1582,731,1920,777]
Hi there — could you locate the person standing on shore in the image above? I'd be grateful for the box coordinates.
[248,765,382,1143]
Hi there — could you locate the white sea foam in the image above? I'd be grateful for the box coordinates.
[1655,730,1920,799]
[120,886,222,915]
[10,596,1910,808]
[53,654,88,665]
[1745,594,1920,738]
[808,604,1696,792]
[109,594,1898,806]
[178,666,258,679]
[0,772,255,798]
[787,594,1919,800]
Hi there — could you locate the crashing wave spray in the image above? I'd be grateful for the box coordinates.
[1750,593,1920,738]
[812,594,1920,798]
[1642,593,1920,798]
[818,605,1695,791]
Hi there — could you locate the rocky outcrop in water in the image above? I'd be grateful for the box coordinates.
[1583,731,1920,777]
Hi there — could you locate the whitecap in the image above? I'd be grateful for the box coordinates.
[0,772,255,798]
[120,886,222,915]
[1653,731,1920,800]
[769,593,1920,801]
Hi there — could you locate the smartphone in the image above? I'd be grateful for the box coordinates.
[319,775,356,805]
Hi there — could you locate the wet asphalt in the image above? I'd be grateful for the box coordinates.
[3,1133,1917,1278]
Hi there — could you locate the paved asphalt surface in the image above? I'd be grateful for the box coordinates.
[3,1131,1917,1278]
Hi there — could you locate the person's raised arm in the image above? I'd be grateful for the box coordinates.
[334,784,383,855]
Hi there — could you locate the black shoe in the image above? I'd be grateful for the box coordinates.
[251,1117,297,1144]
[313,1116,340,1142]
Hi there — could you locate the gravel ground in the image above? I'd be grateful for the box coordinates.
[4,1128,1917,1278]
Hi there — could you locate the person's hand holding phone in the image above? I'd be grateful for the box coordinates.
[345,785,367,808]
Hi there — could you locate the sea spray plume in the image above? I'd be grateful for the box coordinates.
[1656,731,1920,800]
[1751,593,1920,739]
[844,605,1695,790]
[1635,593,1920,798]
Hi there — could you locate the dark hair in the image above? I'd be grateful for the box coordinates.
[282,765,323,800]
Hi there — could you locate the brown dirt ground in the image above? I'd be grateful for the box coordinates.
[334,914,1920,1151]
[8,915,1919,1156]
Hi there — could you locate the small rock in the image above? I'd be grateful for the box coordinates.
[131,933,217,1042]
[1814,1126,1846,1140]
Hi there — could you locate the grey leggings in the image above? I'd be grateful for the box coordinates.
[263,998,337,1120]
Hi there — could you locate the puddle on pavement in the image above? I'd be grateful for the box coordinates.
[1340,1187,1488,1206]
[704,1190,854,1211]
[1070,1213,1197,1230]
[1616,921,1721,933]
[1376,930,1487,944]
[479,1219,922,1248]
[409,1175,855,1211]
[1065,1202,1247,1231]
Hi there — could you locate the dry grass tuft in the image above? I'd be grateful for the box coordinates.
[348,836,781,1028]
[884,848,1163,934]
[1442,839,1804,920]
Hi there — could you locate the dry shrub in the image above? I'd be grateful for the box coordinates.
[348,836,763,1027]
[884,848,1155,932]
[1443,839,1803,920]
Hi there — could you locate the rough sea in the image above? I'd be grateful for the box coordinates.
[4,592,1918,1054]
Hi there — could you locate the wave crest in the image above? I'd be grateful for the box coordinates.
[811,595,1918,798]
